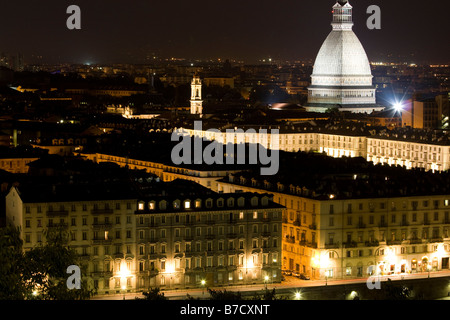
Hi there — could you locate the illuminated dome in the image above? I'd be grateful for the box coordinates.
[306,1,381,113]
[312,31,372,77]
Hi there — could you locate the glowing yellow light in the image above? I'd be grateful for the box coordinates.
[264,275,269,281]
[294,291,301,300]
[247,258,254,269]
[165,262,175,274]
[201,279,206,286]
[117,261,131,278]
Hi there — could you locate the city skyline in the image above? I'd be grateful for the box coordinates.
[0,0,448,65]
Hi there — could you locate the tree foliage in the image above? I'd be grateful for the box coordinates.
[207,288,242,300]
[0,225,93,300]
[139,287,168,300]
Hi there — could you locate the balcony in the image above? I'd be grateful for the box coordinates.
[93,223,113,230]
[293,220,301,227]
[423,220,430,225]
[357,223,366,229]
[91,271,113,278]
[325,242,340,249]
[428,237,444,243]
[226,233,237,239]
[409,238,422,244]
[309,224,317,230]
[47,222,68,229]
[443,219,450,225]
[205,234,215,240]
[387,240,402,246]
[92,238,113,245]
[285,236,295,244]
[378,222,388,228]
[343,241,358,248]
[261,232,271,238]
[91,208,113,215]
[365,240,379,247]
[400,221,409,227]
[307,242,318,249]
[46,210,69,217]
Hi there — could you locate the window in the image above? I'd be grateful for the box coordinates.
[253,211,258,219]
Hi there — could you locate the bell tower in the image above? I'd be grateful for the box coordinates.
[190,74,203,115]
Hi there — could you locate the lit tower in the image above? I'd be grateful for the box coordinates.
[306,0,382,113]
[190,74,203,115]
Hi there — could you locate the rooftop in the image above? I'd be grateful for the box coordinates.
[220,151,450,200]
[135,192,283,214]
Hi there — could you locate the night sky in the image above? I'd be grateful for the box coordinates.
[0,0,448,64]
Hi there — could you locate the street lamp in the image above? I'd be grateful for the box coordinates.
[122,285,126,300]
[264,275,269,290]
[201,279,206,295]
[294,291,301,300]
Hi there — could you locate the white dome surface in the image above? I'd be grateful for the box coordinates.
[312,30,372,77]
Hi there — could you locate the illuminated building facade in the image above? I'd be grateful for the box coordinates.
[217,179,450,280]
[134,193,282,290]
[5,187,282,295]
[190,75,203,115]
[181,127,450,172]
[306,1,380,113]
[5,186,139,295]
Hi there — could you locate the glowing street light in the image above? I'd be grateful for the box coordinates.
[294,291,301,300]
[201,279,206,295]
[393,103,402,111]
[122,285,126,300]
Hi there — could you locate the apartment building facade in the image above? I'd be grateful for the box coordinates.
[5,187,283,295]
[217,179,450,280]
[180,127,450,172]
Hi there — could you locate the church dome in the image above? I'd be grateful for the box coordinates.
[312,30,372,77]
[306,1,380,112]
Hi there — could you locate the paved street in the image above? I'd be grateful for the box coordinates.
[91,270,450,300]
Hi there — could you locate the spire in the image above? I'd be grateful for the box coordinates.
[332,0,353,30]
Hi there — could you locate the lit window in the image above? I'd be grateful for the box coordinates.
[149,202,155,210]
[184,201,190,209]
[253,211,258,219]
[138,202,144,211]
